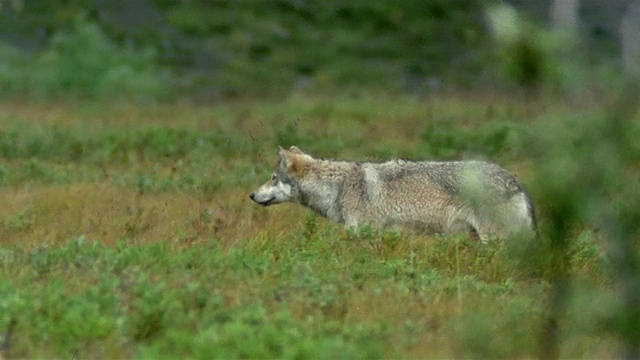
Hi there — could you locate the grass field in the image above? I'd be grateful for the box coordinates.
[0,93,632,358]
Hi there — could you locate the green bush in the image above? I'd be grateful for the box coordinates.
[0,14,167,101]
[420,121,532,160]
[162,0,489,95]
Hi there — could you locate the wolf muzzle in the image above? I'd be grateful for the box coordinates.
[249,192,274,206]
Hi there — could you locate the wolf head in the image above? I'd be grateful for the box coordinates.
[249,146,310,206]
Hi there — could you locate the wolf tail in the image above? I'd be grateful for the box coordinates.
[508,188,538,239]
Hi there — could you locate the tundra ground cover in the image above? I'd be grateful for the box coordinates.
[0,93,632,358]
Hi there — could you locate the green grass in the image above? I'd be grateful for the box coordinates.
[0,93,633,358]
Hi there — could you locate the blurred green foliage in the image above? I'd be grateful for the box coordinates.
[0,223,609,359]
[420,121,532,159]
[0,14,166,101]
[161,0,489,95]
[485,6,640,356]
[0,0,490,99]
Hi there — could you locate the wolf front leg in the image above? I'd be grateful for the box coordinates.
[342,216,360,231]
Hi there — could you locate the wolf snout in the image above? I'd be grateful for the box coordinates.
[249,192,275,206]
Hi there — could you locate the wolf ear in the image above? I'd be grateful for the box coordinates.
[278,146,306,177]
[278,145,305,155]
[278,146,289,162]
[277,146,286,166]
[289,145,305,154]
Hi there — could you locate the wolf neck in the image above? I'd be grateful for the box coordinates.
[296,160,351,223]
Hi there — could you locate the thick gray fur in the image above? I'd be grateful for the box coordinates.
[250,146,536,241]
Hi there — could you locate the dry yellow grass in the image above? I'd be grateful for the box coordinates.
[0,181,315,250]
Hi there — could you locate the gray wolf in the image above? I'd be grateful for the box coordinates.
[250,146,536,241]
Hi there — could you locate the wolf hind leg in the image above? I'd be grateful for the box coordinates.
[465,216,504,243]
[449,219,476,236]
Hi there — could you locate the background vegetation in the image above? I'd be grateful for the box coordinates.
[0,0,493,99]
[0,0,639,359]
